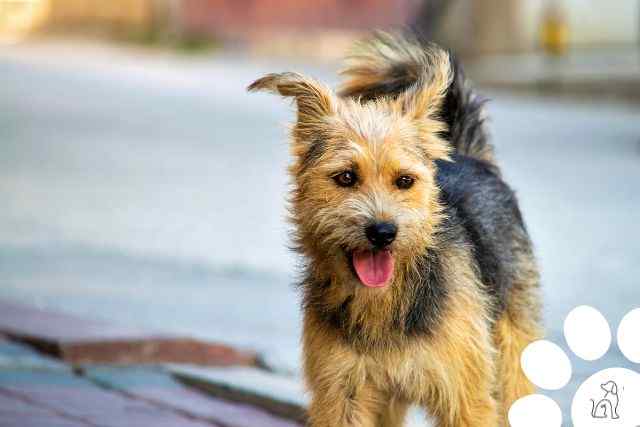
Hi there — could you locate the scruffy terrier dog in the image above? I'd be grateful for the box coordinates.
[249,33,542,427]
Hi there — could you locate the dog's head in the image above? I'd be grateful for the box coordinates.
[248,50,451,291]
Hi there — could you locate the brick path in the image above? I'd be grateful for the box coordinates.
[0,302,301,427]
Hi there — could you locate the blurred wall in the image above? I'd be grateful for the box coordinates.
[434,0,528,55]
[0,0,49,41]
[547,0,638,46]
[180,0,417,39]
[3,0,638,53]
[436,0,639,55]
[44,0,154,30]
[0,0,156,42]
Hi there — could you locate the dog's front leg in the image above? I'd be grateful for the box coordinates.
[306,378,387,427]
[303,315,387,426]
[418,288,500,427]
[421,346,499,427]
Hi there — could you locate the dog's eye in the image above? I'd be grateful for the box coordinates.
[333,171,357,187]
[396,175,415,190]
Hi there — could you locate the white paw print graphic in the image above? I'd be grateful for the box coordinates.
[509,306,640,427]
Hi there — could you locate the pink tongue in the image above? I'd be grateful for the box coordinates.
[352,250,394,287]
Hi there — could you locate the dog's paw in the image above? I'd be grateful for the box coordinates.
[509,306,640,427]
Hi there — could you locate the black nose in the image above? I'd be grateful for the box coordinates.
[365,222,397,248]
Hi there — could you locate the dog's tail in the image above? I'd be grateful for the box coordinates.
[339,32,495,166]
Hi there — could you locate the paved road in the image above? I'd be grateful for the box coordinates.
[1,41,639,424]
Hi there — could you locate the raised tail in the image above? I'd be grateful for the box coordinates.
[339,31,495,166]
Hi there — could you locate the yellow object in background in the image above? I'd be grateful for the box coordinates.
[540,2,569,56]
[0,0,154,43]
[0,0,49,43]
[45,0,152,29]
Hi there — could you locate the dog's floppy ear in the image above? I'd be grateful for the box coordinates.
[248,72,336,123]
[394,50,452,160]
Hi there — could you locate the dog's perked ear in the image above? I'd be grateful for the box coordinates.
[388,49,452,160]
[396,49,451,121]
[248,72,336,159]
[394,49,453,161]
[247,72,335,124]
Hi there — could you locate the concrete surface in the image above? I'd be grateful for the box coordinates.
[1,40,639,425]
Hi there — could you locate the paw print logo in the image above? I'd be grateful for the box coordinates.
[509,307,640,427]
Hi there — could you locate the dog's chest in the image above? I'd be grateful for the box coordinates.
[364,344,434,397]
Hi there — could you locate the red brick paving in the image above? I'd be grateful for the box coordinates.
[63,338,256,367]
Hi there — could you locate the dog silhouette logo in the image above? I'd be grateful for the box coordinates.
[590,380,620,419]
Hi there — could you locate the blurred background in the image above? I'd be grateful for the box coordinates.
[1,0,639,424]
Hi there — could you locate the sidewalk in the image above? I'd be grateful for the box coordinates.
[0,300,434,426]
[0,300,302,427]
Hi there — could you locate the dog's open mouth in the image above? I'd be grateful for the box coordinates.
[351,249,394,288]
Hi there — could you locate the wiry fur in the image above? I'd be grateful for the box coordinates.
[340,31,495,166]
[248,32,542,427]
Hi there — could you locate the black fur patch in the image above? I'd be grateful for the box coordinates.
[328,295,353,331]
[299,277,352,332]
[439,58,493,167]
[436,154,531,314]
[403,249,449,336]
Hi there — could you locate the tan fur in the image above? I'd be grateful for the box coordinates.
[248,41,542,427]
[303,247,501,426]
[340,32,496,167]
[339,31,446,103]
[494,253,543,424]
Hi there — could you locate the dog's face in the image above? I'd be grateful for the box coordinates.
[289,102,448,289]
[249,55,451,290]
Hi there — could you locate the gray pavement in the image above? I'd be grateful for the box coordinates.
[1,41,639,425]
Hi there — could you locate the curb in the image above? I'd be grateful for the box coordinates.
[172,365,308,423]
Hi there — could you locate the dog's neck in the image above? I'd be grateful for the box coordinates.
[300,247,450,351]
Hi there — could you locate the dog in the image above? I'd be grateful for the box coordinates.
[249,32,542,427]
[591,381,620,419]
